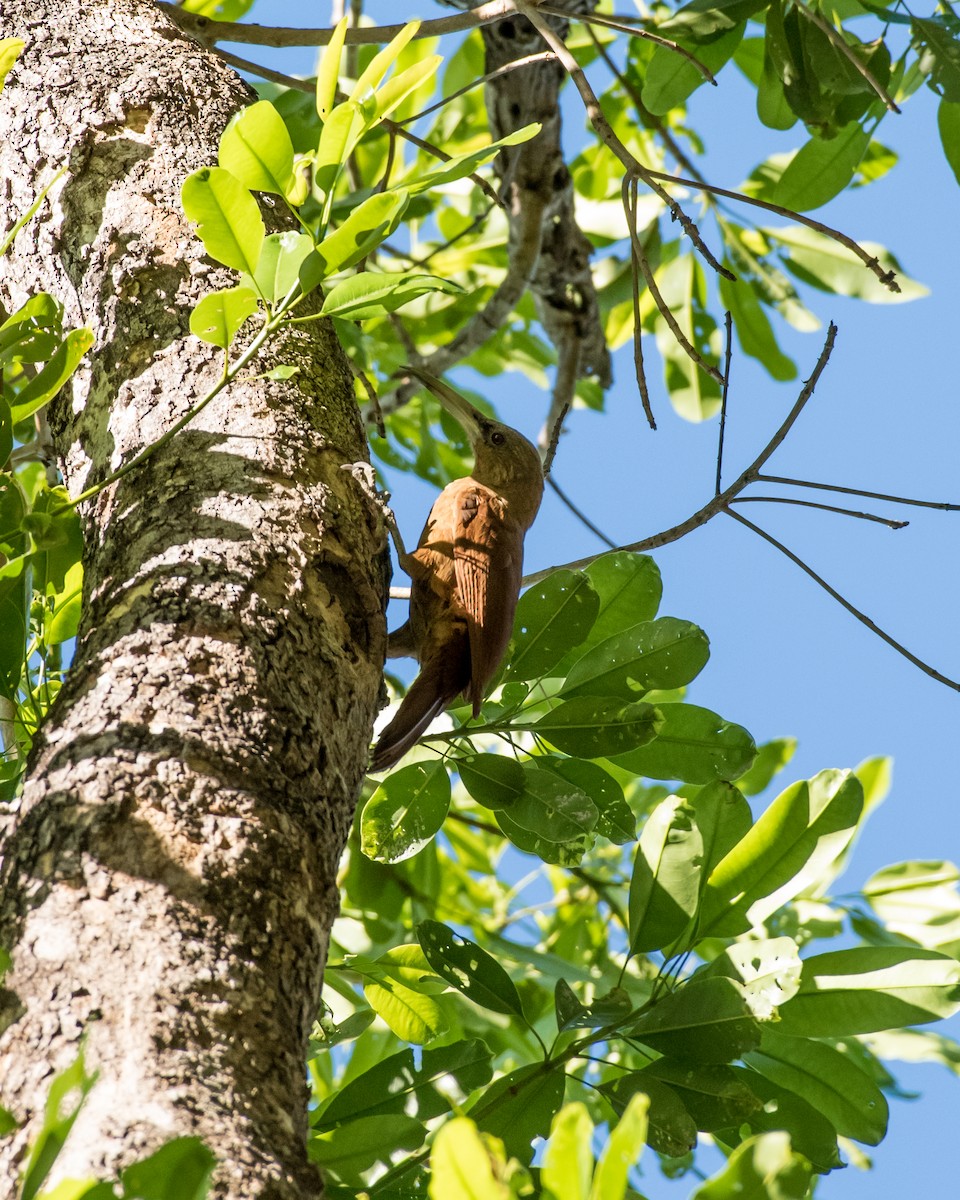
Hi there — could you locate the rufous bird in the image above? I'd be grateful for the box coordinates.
[370,368,544,773]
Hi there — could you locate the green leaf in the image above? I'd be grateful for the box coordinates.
[507,569,599,682]
[613,703,756,784]
[21,1050,98,1200]
[599,1073,697,1158]
[314,190,410,275]
[246,231,315,305]
[218,100,296,199]
[314,102,367,198]
[310,1115,425,1187]
[315,1040,492,1129]
[699,769,864,937]
[690,781,752,890]
[538,757,635,844]
[499,763,598,843]
[913,17,960,103]
[189,286,259,349]
[562,617,710,700]
[181,166,265,275]
[45,560,83,646]
[121,1138,215,1200]
[638,1061,760,1131]
[403,126,542,195]
[554,979,631,1032]
[316,17,348,120]
[362,978,447,1044]
[775,947,960,1036]
[526,698,661,758]
[658,0,770,39]
[629,976,761,1063]
[9,328,94,423]
[736,737,797,797]
[628,795,703,953]
[29,485,83,593]
[0,293,63,365]
[472,1065,566,1164]
[458,754,525,810]
[642,26,743,116]
[771,123,870,213]
[707,937,803,1020]
[734,1067,842,1171]
[428,1118,509,1200]
[542,1103,594,1200]
[361,761,450,863]
[745,1028,888,1145]
[690,1131,812,1200]
[719,270,797,382]
[589,1094,648,1200]
[374,57,443,123]
[0,38,24,92]
[766,224,928,303]
[584,553,662,646]
[757,29,796,130]
[938,99,960,187]
[0,400,10,467]
[418,920,524,1018]
[349,21,421,104]
[320,272,462,320]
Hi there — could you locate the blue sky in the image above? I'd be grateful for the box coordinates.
[230,2,960,1193]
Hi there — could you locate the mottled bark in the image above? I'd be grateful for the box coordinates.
[0,1,387,1196]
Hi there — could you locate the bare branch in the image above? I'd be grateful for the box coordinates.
[157,0,518,48]
[395,53,558,126]
[547,477,618,548]
[730,496,908,529]
[625,177,656,429]
[644,169,901,293]
[755,474,960,512]
[540,337,581,474]
[726,508,960,692]
[716,310,732,495]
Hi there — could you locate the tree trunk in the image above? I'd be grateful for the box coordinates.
[0,1,387,1195]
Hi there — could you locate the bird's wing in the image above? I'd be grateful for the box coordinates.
[454,485,523,714]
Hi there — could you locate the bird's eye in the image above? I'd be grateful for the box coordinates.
[490,430,506,446]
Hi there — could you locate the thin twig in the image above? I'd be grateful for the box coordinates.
[516,1,732,284]
[794,0,900,114]
[626,177,656,429]
[755,475,960,512]
[730,496,908,529]
[394,53,558,126]
[547,478,618,548]
[540,338,581,474]
[539,3,716,82]
[157,0,518,48]
[623,175,725,386]
[716,311,732,495]
[726,508,960,692]
[644,169,900,293]
[348,359,385,438]
[520,322,838,583]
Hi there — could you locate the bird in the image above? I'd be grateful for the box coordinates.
[370,368,544,773]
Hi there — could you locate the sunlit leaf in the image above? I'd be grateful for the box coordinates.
[429,1117,509,1200]
[526,698,661,758]
[361,761,450,863]
[562,617,710,700]
[629,976,761,1063]
[700,769,863,937]
[218,100,296,199]
[189,286,259,349]
[776,946,960,1035]
[690,1131,812,1199]
[121,1138,215,1200]
[181,166,264,274]
[320,272,462,319]
[629,795,702,953]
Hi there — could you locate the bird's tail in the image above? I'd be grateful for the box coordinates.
[369,633,470,774]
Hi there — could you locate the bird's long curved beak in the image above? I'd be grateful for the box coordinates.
[402,365,486,442]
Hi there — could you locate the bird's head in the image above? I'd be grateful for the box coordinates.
[403,367,544,529]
